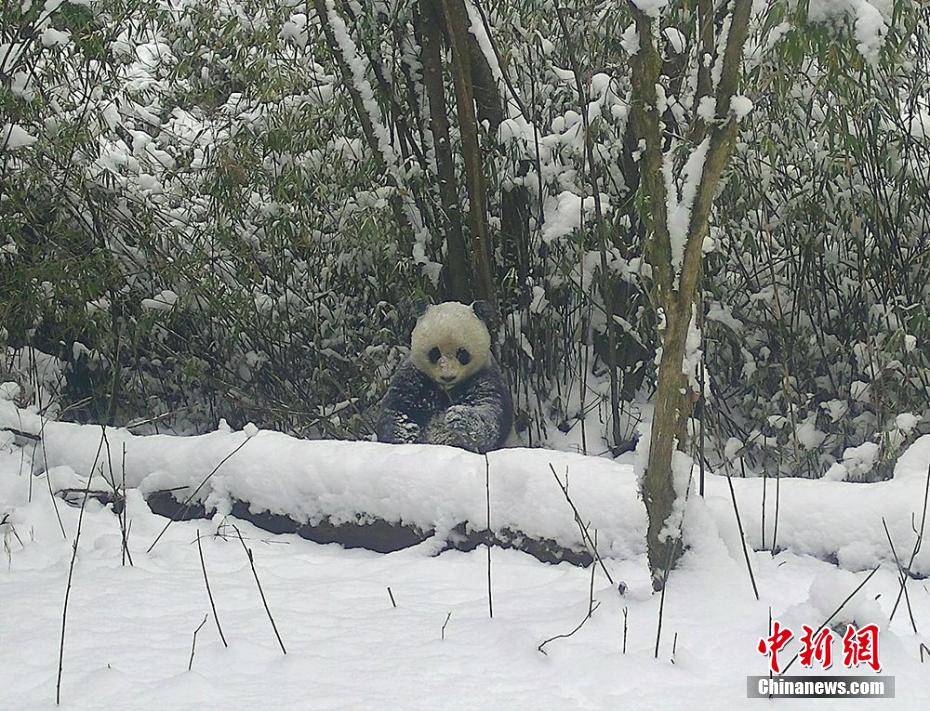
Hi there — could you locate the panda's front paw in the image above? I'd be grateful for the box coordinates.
[388,417,421,444]
[443,405,480,436]
[424,413,453,443]
[423,407,481,451]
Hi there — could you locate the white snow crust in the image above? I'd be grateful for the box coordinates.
[4,403,930,576]
[3,417,930,709]
[4,408,930,708]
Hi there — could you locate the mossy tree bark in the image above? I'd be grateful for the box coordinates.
[628,0,753,588]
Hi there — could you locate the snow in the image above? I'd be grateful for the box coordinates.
[662,27,686,54]
[697,95,716,123]
[4,416,644,561]
[2,122,38,150]
[852,0,887,63]
[541,191,600,243]
[3,424,930,708]
[665,138,710,280]
[0,382,21,402]
[141,289,179,312]
[629,0,668,19]
[821,399,849,423]
[730,95,753,121]
[620,23,639,55]
[807,0,889,64]
[706,301,742,333]
[324,0,398,171]
[41,28,71,48]
[242,422,259,438]
[5,402,930,579]
[828,441,881,481]
[280,13,308,48]
[850,380,870,402]
[896,413,919,435]
[682,303,703,394]
[794,417,826,451]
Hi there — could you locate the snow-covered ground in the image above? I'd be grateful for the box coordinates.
[2,420,930,709]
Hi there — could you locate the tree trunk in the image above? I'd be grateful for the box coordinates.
[419,0,471,302]
[629,0,753,587]
[441,0,498,315]
[643,287,692,584]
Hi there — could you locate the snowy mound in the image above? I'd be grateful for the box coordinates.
[4,402,930,575]
[3,403,646,562]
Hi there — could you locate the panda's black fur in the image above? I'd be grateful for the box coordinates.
[375,302,513,453]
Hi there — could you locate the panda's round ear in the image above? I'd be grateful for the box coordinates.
[412,301,430,318]
[471,300,493,323]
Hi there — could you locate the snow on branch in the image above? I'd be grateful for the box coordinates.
[311,0,428,257]
[320,0,399,171]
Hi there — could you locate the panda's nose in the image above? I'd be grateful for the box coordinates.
[439,374,456,383]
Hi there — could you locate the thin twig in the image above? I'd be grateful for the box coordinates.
[100,429,133,566]
[588,529,597,618]
[671,632,678,664]
[890,459,930,622]
[699,333,706,497]
[538,601,601,655]
[750,466,764,552]
[550,465,614,584]
[772,463,781,553]
[881,517,917,633]
[0,425,40,440]
[387,586,397,608]
[56,431,105,705]
[197,529,228,647]
[441,611,452,640]
[233,526,286,654]
[725,464,760,599]
[653,537,679,659]
[485,453,493,620]
[188,614,208,671]
[768,607,773,695]
[0,515,24,548]
[781,565,880,674]
[147,435,253,553]
[622,606,628,654]
[40,416,66,539]
[119,442,132,566]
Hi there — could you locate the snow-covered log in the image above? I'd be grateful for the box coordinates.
[3,405,645,566]
[3,403,930,575]
[706,437,930,577]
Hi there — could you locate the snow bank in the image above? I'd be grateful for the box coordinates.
[2,403,645,562]
[703,437,930,575]
[4,402,930,574]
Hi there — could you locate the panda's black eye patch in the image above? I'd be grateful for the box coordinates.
[457,348,471,365]
[428,347,441,364]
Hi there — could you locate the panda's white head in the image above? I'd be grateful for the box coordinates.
[410,301,492,389]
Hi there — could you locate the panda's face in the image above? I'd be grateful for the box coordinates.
[410,302,491,389]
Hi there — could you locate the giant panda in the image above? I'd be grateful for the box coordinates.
[375,301,513,453]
